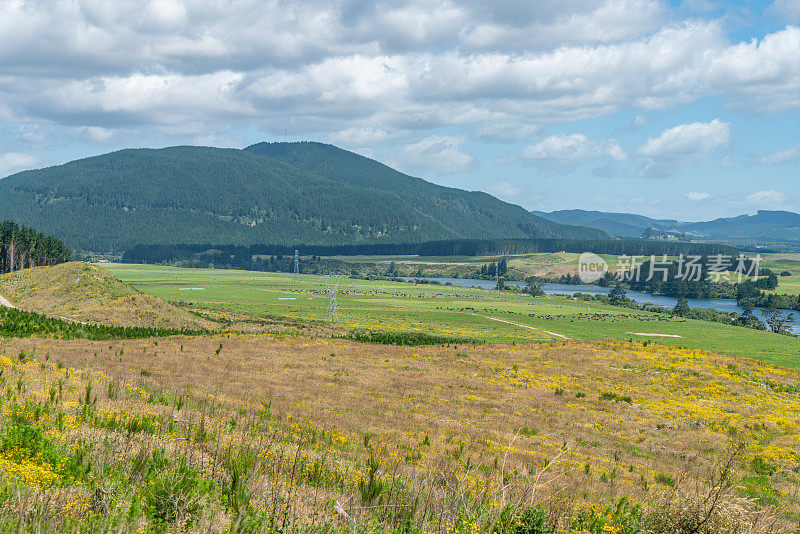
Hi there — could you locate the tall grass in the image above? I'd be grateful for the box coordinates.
[0,348,782,533]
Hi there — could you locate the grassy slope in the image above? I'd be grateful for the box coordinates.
[103,263,800,369]
[0,333,797,530]
[0,262,216,330]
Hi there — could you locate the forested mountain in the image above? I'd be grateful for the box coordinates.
[245,142,610,241]
[687,211,800,247]
[535,209,800,248]
[0,220,70,273]
[0,144,610,253]
[532,210,681,238]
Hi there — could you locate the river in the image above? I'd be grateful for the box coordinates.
[400,277,794,333]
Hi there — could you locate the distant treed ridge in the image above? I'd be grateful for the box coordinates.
[0,220,70,273]
[122,239,739,266]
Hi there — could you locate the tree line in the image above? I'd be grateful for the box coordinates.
[123,239,738,266]
[0,305,204,339]
[620,259,800,313]
[0,220,71,273]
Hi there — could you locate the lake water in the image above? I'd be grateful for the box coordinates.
[400,277,794,333]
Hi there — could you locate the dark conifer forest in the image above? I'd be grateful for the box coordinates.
[0,220,70,273]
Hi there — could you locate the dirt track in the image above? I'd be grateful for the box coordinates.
[0,293,16,308]
[474,313,569,339]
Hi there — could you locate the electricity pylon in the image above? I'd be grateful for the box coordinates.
[324,275,340,323]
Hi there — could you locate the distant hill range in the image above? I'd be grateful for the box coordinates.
[533,209,800,250]
[0,142,609,253]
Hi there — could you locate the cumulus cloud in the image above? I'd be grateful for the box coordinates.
[326,126,400,148]
[638,119,730,157]
[392,136,475,176]
[761,142,800,165]
[686,191,712,201]
[522,133,626,162]
[0,152,40,178]
[772,0,800,23]
[0,1,796,141]
[486,181,524,199]
[746,189,787,204]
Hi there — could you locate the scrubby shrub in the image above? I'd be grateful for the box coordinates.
[359,450,384,505]
[512,506,553,534]
[571,497,642,534]
[343,329,481,346]
[144,460,209,525]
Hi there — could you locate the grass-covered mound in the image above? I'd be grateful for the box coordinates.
[0,262,216,330]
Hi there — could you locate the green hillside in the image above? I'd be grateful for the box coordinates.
[0,145,609,254]
[245,142,611,240]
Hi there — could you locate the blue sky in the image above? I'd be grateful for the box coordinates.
[0,0,798,221]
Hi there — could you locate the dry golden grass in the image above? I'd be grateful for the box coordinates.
[3,333,798,530]
[0,262,217,330]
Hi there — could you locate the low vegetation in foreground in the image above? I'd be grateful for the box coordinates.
[0,334,797,532]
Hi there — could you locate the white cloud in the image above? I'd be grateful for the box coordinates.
[486,181,524,198]
[761,142,800,165]
[772,0,800,23]
[686,191,712,201]
[0,0,796,188]
[0,2,795,140]
[82,126,115,142]
[475,123,541,143]
[0,152,40,177]
[143,0,188,29]
[37,71,248,126]
[392,136,475,176]
[746,189,787,204]
[638,119,730,157]
[326,127,399,148]
[522,133,626,162]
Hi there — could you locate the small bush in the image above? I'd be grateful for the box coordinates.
[358,450,384,505]
[571,497,641,534]
[750,455,776,476]
[654,473,675,487]
[512,506,553,534]
[145,460,209,525]
[600,392,633,404]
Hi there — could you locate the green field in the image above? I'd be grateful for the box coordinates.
[762,253,800,295]
[103,263,800,369]
[326,251,579,279]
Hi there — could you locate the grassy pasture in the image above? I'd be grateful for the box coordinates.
[762,253,800,296]
[102,263,800,369]
[328,252,596,279]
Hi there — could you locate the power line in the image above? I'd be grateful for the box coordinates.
[324,275,340,323]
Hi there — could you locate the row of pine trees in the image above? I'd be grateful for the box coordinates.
[0,220,70,273]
